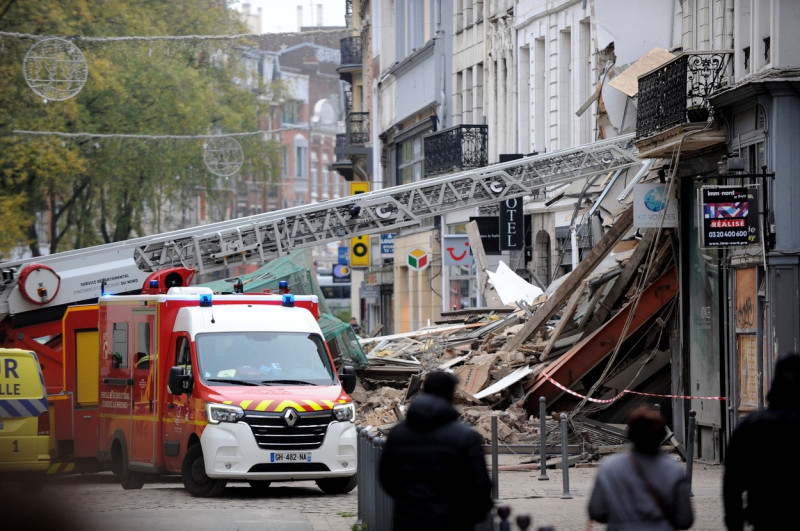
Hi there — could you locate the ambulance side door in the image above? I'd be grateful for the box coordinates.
[162,334,194,472]
[129,310,157,467]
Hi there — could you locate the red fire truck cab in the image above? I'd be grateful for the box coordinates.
[96,283,357,497]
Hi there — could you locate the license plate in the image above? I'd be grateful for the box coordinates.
[270,451,312,463]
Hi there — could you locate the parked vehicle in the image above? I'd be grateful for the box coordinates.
[0,348,50,485]
[93,274,357,496]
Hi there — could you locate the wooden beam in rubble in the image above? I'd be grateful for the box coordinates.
[501,207,633,353]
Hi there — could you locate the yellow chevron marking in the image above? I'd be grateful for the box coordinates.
[223,401,233,405]
[302,400,323,411]
[274,400,303,412]
[46,462,76,474]
[240,400,252,409]
[322,400,335,408]
[254,400,273,411]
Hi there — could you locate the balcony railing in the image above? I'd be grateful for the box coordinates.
[423,124,488,176]
[636,51,732,140]
[346,112,369,145]
[340,36,362,67]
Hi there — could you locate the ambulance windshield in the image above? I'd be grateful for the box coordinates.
[195,332,336,386]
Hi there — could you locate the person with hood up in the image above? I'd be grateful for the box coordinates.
[379,370,493,531]
[723,353,800,530]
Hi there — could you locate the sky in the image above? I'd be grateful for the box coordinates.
[234,0,347,33]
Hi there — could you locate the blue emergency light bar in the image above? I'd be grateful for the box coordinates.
[279,280,288,290]
[199,293,213,307]
[149,280,159,289]
[282,293,295,307]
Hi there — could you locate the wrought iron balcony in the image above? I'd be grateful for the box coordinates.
[636,51,732,140]
[423,124,488,176]
[346,112,369,146]
[339,36,362,67]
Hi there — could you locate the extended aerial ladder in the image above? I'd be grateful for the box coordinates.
[0,133,640,328]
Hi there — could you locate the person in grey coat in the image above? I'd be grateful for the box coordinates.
[588,405,694,530]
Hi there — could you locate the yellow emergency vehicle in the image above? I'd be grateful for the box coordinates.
[0,348,50,477]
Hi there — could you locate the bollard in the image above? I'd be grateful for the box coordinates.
[492,415,500,502]
[686,410,696,497]
[516,513,532,531]
[538,397,549,481]
[497,504,511,531]
[560,413,572,499]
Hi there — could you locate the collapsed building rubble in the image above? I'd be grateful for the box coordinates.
[353,206,681,464]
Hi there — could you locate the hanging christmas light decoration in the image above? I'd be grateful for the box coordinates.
[23,37,88,102]
[203,136,244,176]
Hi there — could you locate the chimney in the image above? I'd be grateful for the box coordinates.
[316,3,323,26]
[296,5,303,32]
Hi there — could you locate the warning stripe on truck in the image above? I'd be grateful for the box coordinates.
[0,367,48,417]
[46,462,76,474]
[222,398,348,412]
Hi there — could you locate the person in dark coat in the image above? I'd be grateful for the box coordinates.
[724,353,800,530]
[379,370,493,531]
[588,405,694,530]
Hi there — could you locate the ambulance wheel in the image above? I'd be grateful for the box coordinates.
[120,466,145,490]
[112,441,144,490]
[316,475,357,494]
[181,443,226,497]
[247,480,272,493]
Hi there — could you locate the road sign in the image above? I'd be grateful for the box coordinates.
[350,182,370,267]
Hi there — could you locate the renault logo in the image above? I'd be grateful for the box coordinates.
[283,408,299,427]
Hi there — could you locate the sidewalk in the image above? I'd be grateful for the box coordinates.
[323,451,725,531]
[490,452,724,530]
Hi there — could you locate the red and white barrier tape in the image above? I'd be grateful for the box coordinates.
[541,371,726,403]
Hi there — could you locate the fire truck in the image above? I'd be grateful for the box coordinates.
[0,134,640,493]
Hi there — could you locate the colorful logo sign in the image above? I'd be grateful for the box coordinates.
[633,183,678,228]
[407,248,429,271]
[442,235,473,266]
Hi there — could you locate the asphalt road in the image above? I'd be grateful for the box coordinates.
[2,473,358,531]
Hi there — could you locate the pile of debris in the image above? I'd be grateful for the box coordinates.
[351,208,679,455]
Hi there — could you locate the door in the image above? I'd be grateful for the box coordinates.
[130,310,157,466]
[162,334,195,472]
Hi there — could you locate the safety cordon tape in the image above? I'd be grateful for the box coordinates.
[541,371,726,403]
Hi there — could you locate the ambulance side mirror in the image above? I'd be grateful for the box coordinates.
[339,365,356,394]
[168,366,193,395]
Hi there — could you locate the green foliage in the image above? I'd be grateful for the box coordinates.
[0,0,284,259]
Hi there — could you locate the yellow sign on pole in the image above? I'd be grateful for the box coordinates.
[350,182,370,267]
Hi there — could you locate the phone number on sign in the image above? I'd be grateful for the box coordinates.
[707,230,748,238]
